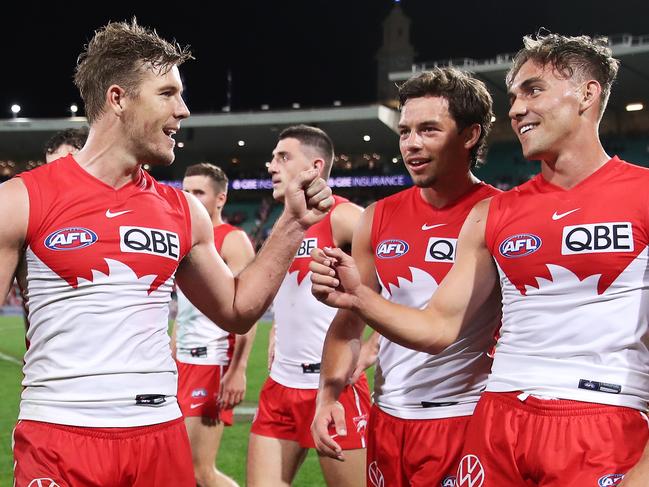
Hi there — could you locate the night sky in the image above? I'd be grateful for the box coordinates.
[4,0,648,119]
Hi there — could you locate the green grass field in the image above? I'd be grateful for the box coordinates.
[0,316,370,486]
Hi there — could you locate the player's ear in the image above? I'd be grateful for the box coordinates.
[313,158,325,176]
[106,84,127,117]
[462,123,481,153]
[579,79,602,115]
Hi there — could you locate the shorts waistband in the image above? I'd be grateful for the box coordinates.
[19,417,183,439]
[373,404,471,423]
[483,391,639,416]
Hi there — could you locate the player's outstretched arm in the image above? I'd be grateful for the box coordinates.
[177,169,333,333]
[0,179,28,302]
[311,199,499,354]
[312,204,379,460]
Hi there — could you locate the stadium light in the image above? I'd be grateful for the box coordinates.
[363,135,371,142]
[392,157,399,163]
[261,104,269,111]
[292,102,301,109]
[11,104,21,118]
[626,103,644,112]
[491,115,496,122]
[333,100,342,107]
[177,142,185,148]
[70,104,78,115]
[238,140,245,147]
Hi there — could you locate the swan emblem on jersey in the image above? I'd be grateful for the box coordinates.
[499,234,542,258]
[45,227,98,251]
[376,239,409,259]
[353,413,368,433]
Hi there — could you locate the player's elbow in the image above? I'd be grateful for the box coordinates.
[218,315,256,335]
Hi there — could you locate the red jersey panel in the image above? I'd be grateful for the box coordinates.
[371,184,501,419]
[271,195,348,389]
[176,223,239,365]
[485,157,649,410]
[17,155,192,427]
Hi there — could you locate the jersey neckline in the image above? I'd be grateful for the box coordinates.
[531,156,621,193]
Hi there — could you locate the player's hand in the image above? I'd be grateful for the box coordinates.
[310,247,362,309]
[284,168,333,229]
[350,339,378,384]
[218,368,246,410]
[311,400,347,461]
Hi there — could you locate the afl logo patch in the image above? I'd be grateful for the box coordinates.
[44,227,98,251]
[598,474,624,486]
[376,239,409,259]
[499,234,541,258]
[441,476,456,487]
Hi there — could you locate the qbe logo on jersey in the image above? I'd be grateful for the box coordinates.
[120,226,180,260]
[295,237,317,258]
[561,222,633,255]
[425,237,457,263]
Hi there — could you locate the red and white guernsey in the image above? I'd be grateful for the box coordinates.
[176,224,236,366]
[372,184,501,419]
[271,196,347,389]
[486,157,649,411]
[17,156,192,427]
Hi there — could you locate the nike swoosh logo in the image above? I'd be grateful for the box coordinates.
[105,209,133,218]
[421,223,446,231]
[552,208,580,220]
[190,403,205,409]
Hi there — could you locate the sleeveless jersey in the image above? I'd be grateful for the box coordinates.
[372,184,501,419]
[17,155,192,426]
[485,157,649,411]
[271,196,348,389]
[175,224,238,365]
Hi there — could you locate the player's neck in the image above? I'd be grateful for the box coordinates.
[540,137,610,190]
[211,211,224,227]
[74,126,142,189]
[419,171,481,208]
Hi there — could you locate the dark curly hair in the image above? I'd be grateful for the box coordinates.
[398,67,494,168]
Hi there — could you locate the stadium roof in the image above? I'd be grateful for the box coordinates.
[390,34,649,119]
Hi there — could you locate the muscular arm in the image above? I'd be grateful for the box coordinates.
[218,229,258,408]
[312,204,379,459]
[311,198,499,354]
[177,169,332,334]
[330,201,363,252]
[0,179,28,303]
[317,200,366,401]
